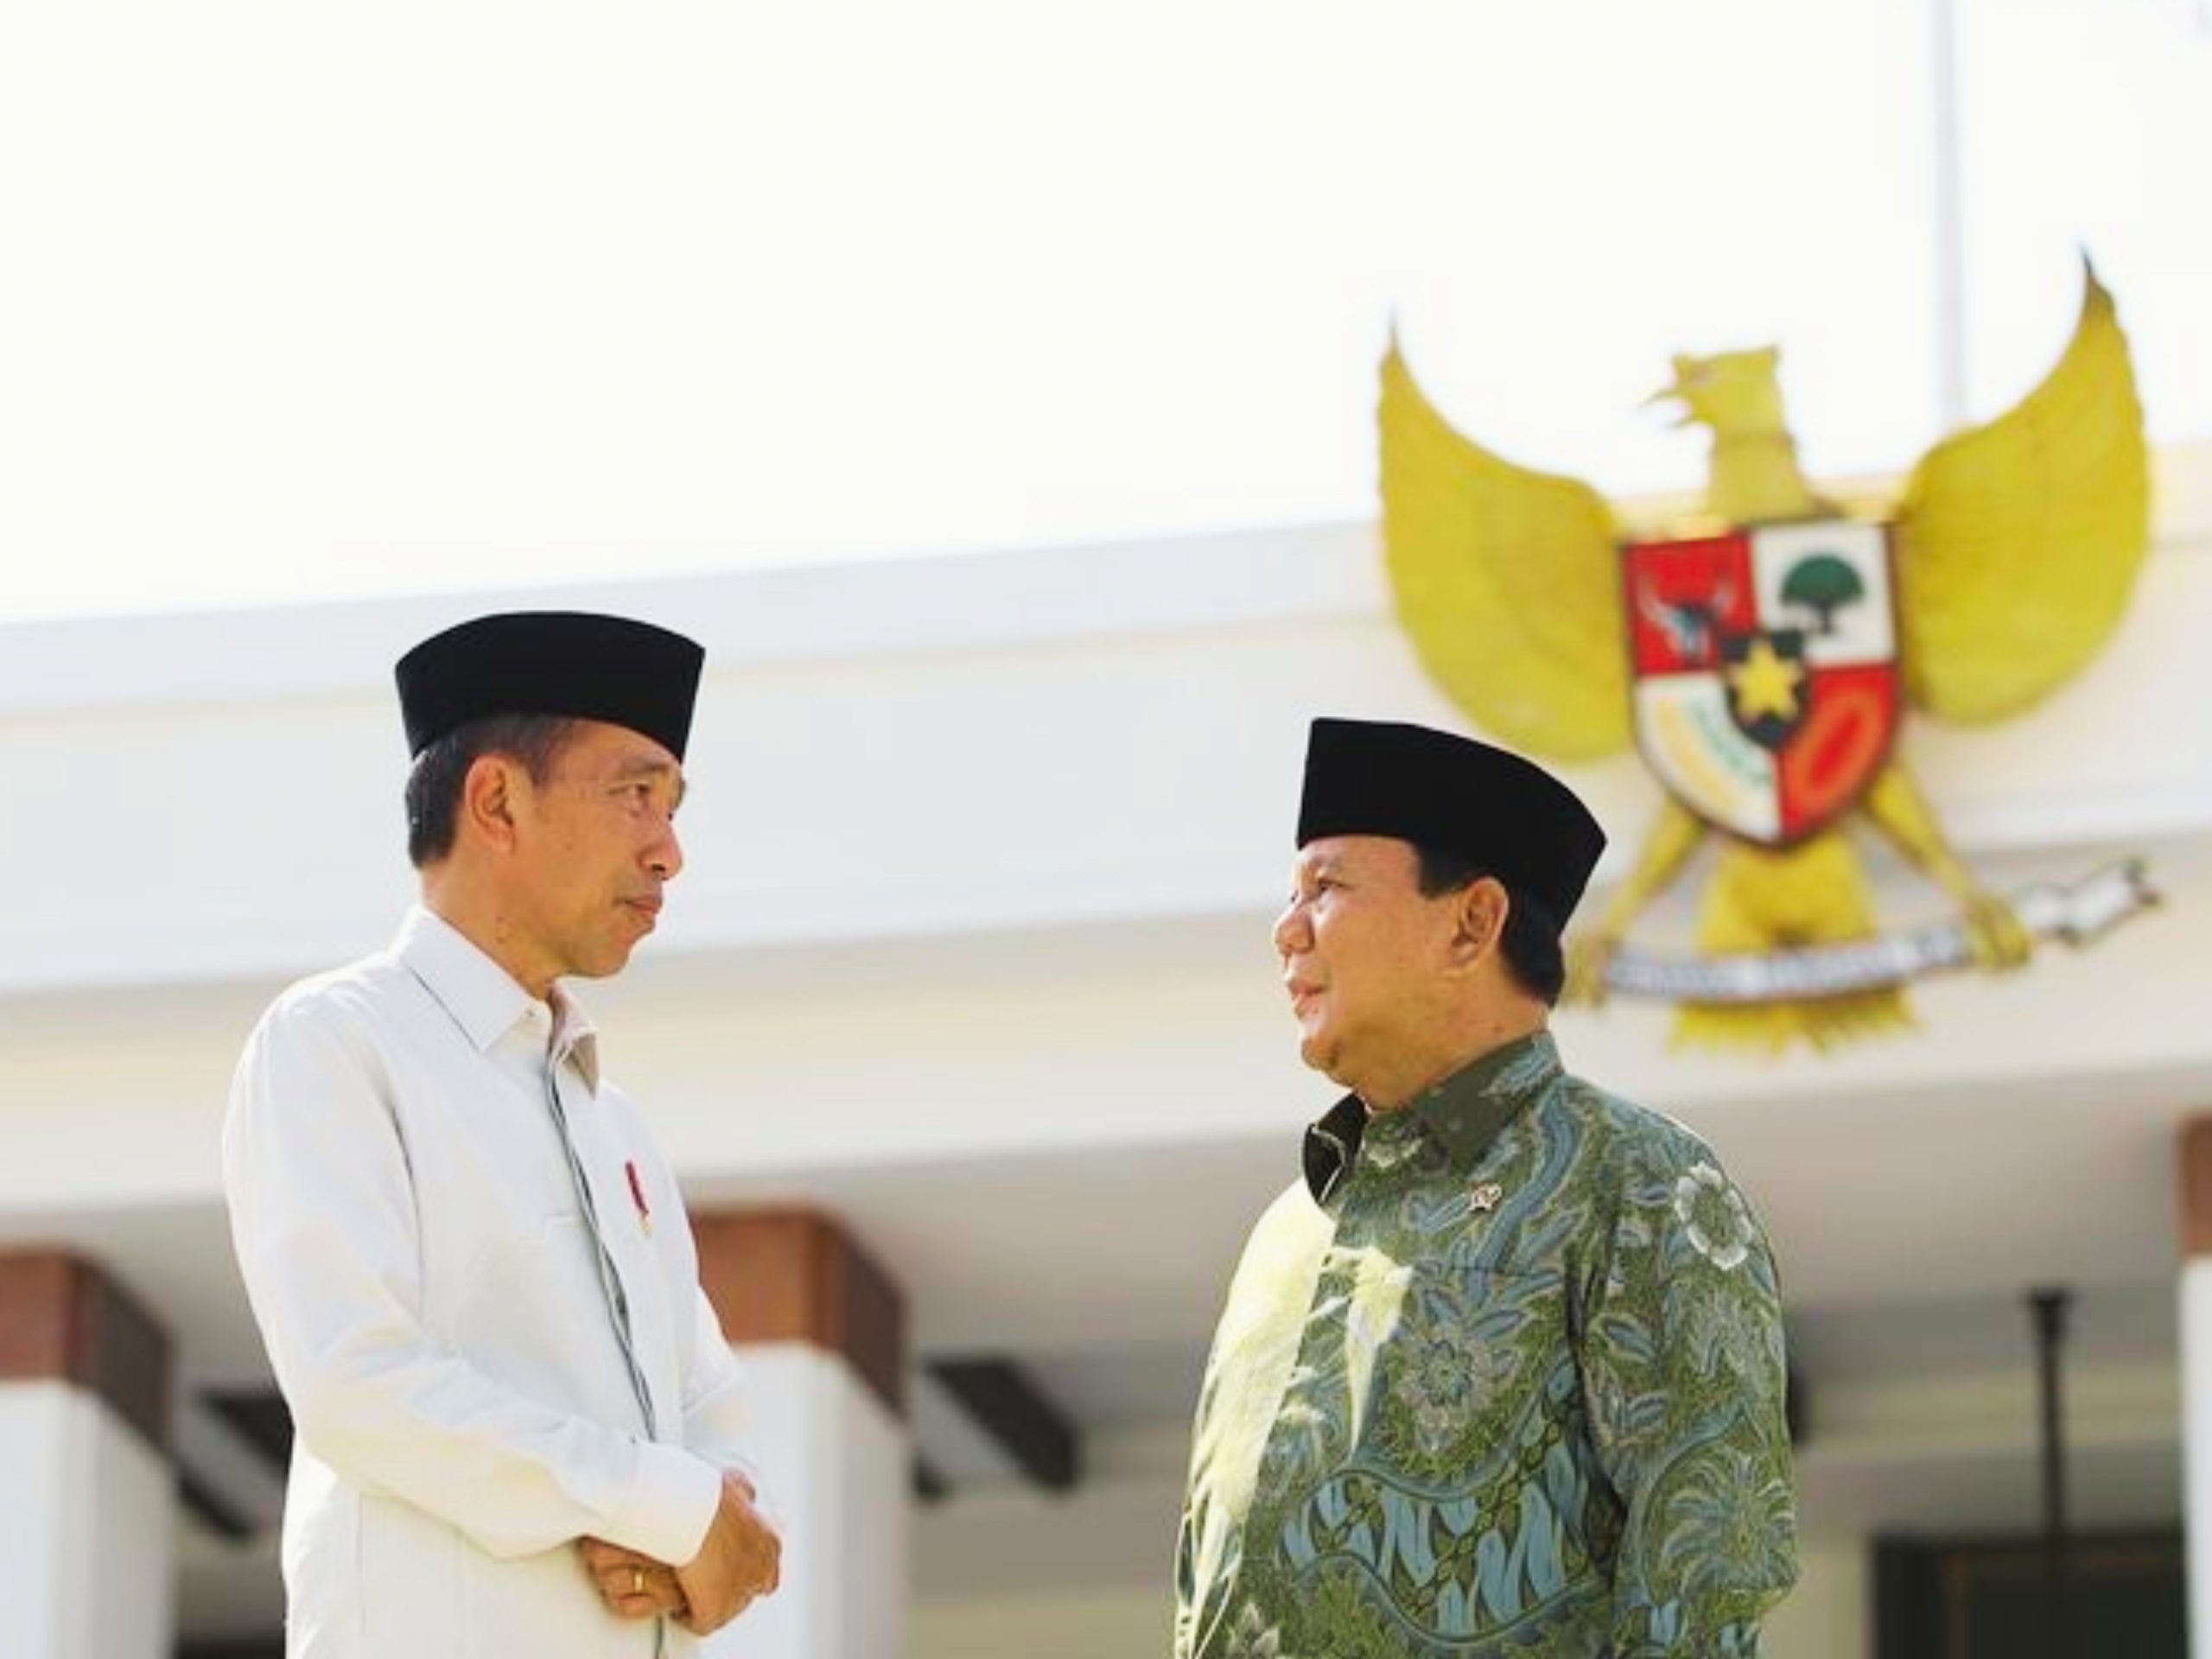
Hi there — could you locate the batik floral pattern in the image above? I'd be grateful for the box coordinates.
[1674,1161,1756,1271]
[1173,1034,1798,1657]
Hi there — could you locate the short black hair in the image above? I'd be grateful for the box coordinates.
[1413,842,1567,1006]
[404,713,577,868]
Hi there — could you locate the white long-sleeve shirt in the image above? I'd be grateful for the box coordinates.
[223,906,759,1658]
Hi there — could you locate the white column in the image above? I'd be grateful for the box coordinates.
[694,1210,911,1659]
[0,1252,175,1659]
[2181,1123,2212,1658]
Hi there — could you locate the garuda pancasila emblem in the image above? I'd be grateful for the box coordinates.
[1380,264,2154,1052]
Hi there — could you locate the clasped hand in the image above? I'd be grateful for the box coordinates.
[582,1470,781,1636]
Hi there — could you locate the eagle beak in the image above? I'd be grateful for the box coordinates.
[1642,382,1693,428]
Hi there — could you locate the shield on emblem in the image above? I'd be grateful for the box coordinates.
[1623,518,1900,845]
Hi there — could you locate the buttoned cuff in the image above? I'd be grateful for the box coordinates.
[607,1440,725,1568]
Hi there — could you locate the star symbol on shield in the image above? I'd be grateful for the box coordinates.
[1727,633,1806,724]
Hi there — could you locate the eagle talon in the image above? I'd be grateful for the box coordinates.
[1564,931,1620,1008]
[1961,891,2033,972]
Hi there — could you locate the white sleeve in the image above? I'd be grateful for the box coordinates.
[220,995,724,1566]
[657,1170,774,1522]
[680,1288,772,1501]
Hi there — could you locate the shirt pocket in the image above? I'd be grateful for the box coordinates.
[464,1208,599,1316]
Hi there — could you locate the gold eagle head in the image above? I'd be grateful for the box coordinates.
[1650,346,1788,440]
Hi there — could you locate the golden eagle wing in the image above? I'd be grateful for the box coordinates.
[1895,263,2151,723]
[1379,340,1631,760]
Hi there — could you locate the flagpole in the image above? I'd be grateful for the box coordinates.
[1929,0,1970,430]
[2029,1287,2074,1659]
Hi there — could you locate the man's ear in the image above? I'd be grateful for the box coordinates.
[1446,877,1510,970]
[461,753,523,854]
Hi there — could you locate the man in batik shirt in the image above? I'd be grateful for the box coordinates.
[1174,718,1796,1657]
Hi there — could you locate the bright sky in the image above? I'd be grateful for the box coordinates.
[1,0,2203,623]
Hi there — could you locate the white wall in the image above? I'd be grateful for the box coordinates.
[710,1343,909,1659]
[1,443,2206,1001]
[2183,1260,2212,1659]
[0,1382,175,1659]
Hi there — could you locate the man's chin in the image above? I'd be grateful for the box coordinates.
[571,944,637,981]
[1296,1030,1344,1079]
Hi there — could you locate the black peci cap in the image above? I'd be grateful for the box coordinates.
[395,611,705,760]
[1297,717,1606,928]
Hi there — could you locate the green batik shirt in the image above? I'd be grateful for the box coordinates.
[1173,1033,1796,1658]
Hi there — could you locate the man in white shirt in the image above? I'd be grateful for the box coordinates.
[224,611,780,1657]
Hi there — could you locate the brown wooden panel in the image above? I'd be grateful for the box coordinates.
[0,1250,171,1452]
[2180,1119,2212,1258]
[0,1255,74,1381]
[692,1208,906,1421]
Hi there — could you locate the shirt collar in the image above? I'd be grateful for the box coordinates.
[547,984,602,1092]
[393,906,602,1090]
[1301,1029,1561,1204]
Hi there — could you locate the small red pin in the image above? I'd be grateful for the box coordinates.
[625,1161,653,1236]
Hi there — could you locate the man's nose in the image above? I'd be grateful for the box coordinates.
[1272,900,1308,957]
[648,817,684,881]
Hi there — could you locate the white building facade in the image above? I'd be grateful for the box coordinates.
[2,443,2209,1656]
